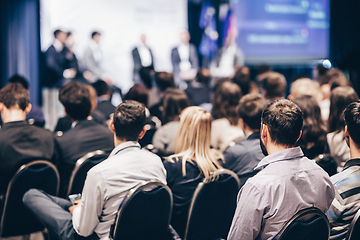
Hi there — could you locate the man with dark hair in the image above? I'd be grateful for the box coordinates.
[262,71,287,101]
[227,99,335,240]
[23,100,166,240]
[328,101,360,240]
[92,79,116,120]
[223,94,267,186]
[55,81,113,197]
[184,68,211,106]
[0,83,58,196]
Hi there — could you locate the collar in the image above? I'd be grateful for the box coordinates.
[247,131,260,140]
[109,141,141,157]
[53,39,64,52]
[1,120,28,129]
[254,146,304,171]
[343,158,360,170]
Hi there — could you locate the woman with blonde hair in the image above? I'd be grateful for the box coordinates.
[163,106,222,238]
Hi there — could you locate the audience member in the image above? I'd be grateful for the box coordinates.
[171,30,198,85]
[92,79,116,120]
[227,99,335,240]
[152,88,190,156]
[288,78,322,103]
[327,86,359,170]
[293,95,328,159]
[23,100,166,240]
[164,106,222,238]
[223,94,267,186]
[262,71,287,101]
[255,64,271,82]
[0,83,58,196]
[55,81,114,197]
[232,66,251,96]
[210,36,244,78]
[65,32,84,83]
[184,68,211,106]
[328,101,360,240]
[8,74,45,127]
[132,34,155,84]
[211,81,244,152]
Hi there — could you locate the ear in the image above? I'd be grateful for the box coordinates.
[109,119,115,133]
[296,130,303,143]
[138,126,147,140]
[344,125,350,147]
[25,103,32,115]
[0,102,4,112]
[261,124,268,140]
[238,118,245,130]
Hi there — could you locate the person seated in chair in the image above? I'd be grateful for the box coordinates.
[0,83,58,197]
[23,100,166,240]
[328,101,360,240]
[55,81,114,197]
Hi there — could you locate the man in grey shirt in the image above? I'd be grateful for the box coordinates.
[227,99,335,240]
[23,100,166,240]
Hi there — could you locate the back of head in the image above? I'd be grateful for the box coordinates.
[162,88,190,124]
[155,72,175,92]
[262,72,287,100]
[113,100,146,141]
[8,74,29,90]
[0,83,29,111]
[86,85,98,109]
[92,80,110,97]
[344,101,360,149]
[329,86,359,133]
[125,84,149,107]
[232,67,250,95]
[196,68,211,85]
[212,81,242,125]
[328,69,350,90]
[238,94,267,130]
[174,106,221,181]
[261,99,303,147]
[289,78,321,103]
[59,82,91,121]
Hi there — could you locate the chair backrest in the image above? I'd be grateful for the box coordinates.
[272,207,330,240]
[0,160,59,237]
[110,180,172,240]
[67,150,108,196]
[345,208,360,240]
[183,169,241,240]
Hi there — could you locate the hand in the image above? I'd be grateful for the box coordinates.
[68,199,82,214]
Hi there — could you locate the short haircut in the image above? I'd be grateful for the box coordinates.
[59,81,91,121]
[54,29,62,38]
[196,69,211,85]
[262,72,287,99]
[113,100,146,141]
[238,94,268,130]
[92,80,110,96]
[125,84,149,107]
[344,101,360,148]
[261,99,303,147]
[233,67,250,95]
[155,72,175,92]
[0,83,29,111]
[91,31,100,38]
[8,74,29,90]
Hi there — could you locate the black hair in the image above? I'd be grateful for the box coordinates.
[238,94,267,130]
[0,83,29,111]
[233,67,250,95]
[92,80,110,97]
[261,99,303,147]
[54,29,62,38]
[262,72,287,99]
[59,81,91,121]
[155,72,175,92]
[91,31,100,39]
[125,84,149,107]
[8,74,29,90]
[161,88,190,124]
[344,101,360,149]
[113,100,146,141]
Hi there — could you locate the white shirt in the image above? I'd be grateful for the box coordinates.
[178,44,191,72]
[217,45,237,77]
[72,141,167,239]
[89,39,102,62]
[138,44,152,67]
[53,39,64,52]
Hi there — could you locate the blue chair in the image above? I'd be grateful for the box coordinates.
[272,207,330,240]
[0,160,59,237]
[183,169,241,240]
[110,180,172,240]
[67,150,108,196]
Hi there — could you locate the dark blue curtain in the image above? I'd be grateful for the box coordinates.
[0,0,40,104]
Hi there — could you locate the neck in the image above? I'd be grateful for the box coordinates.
[266,142,291,155]
[349,139,360,159]
[1,108,26,123]
[114,137,128,148]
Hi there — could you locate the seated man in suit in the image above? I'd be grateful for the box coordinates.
[328,101,360,239]
[223,94,267,186]
[55,81,114,197]
[93,79,116,120]
[0,83,58,197]
[227,99,335,240]
[23,100,166,240]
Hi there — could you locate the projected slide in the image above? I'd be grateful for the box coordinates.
[40,0,187,91]
[234,0,329,64]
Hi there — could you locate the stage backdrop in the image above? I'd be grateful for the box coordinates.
[40,0,187,92]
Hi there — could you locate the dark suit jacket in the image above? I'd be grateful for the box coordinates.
[96,100,116,120]
[132,47,154,71]
[223,132,264,187]
[0,121,58,195]
[44,45,68,87]
[55,119,114,196]
[171,43,199,75]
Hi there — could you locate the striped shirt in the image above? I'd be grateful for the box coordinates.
[328,158,360,240]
